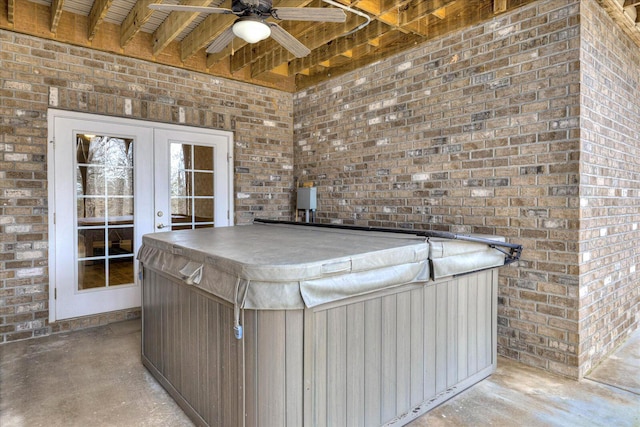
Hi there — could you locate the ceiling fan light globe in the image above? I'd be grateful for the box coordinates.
[232,20,271,44]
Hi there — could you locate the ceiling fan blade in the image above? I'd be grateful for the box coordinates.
[268,24,311,58]
[148,4,234,15]
[205,27,236,53]
[271,7,346,22]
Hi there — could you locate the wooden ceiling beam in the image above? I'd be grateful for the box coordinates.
[8,0,14,24]
[88,0,113,41]
[152,0,212,56]
[296,29,422,88]
[271,63,290,75]
[181,14,236,61]
[494,0,507,14]
[250,23,360,76]
[207,44,234,67]
[288,19,389,74]
[347,1,405,29]
[51,0,64,33]
[345,0,382,16]
[378,0,414,13]
[120,0,159,47]
[352,0,434,36]
[398,0,457,26]
[432,6,448,19]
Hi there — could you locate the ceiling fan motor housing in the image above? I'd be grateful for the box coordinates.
[233,0,273,17]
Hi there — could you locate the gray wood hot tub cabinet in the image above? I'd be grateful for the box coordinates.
[138,223,505,427]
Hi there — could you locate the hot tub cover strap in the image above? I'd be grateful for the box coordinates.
[178,261,203,285]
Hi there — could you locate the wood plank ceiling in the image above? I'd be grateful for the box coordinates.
[1,0,640,92]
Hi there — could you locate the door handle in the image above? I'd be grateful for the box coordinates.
[157,223,167,229]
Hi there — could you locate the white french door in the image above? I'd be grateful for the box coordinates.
[153,128,231,232]
[48,110,233,322]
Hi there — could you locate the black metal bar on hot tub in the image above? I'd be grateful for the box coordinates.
[253,218,523,266]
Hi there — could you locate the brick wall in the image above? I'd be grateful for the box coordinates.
[578,0,640,376]
[2,0,638,379]
[0,29,294,342]
[294,0,602,378]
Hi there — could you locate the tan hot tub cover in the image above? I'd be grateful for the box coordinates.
[428,234,506,279]
[137,222,507,310]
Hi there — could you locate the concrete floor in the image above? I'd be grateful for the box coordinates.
[1,320,638,427]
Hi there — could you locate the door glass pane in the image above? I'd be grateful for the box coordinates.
[107,226,134,255]
[170,142,216,230]
[78,259,105,290]
[194,198,214,222]
[171,171,190,197]
[193,145,213,170]
[76,134,134,291]
[194,172,213,196]
[109,258,134,286]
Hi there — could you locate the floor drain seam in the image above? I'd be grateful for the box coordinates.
[583,377,640,397]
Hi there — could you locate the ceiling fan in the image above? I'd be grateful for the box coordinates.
[149,0,347,58]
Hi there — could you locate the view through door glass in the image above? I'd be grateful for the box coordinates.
[170,143,215,230]
[76,134,134,290]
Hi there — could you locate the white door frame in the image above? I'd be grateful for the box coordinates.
[47,109,234,323]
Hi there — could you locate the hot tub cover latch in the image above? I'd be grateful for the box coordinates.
[233,277,250,340]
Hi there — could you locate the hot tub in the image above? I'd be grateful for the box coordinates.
[138,221,519,426]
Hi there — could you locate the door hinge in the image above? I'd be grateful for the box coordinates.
[53,213,55,224]
[54,288,57,300]
[227,210,230,220]
[227,152,232,163]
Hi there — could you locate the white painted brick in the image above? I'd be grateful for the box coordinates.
[16,250,45,260]
[16,320,45,331]
[49,87,58,106]
[412,173,430,181]
[17,302,45,313]
[128,83,145,92]
[397,61,412,72]
[5,81,32,91]
[5,225,32,233]
[71,82,94,91]
[5,153,28,162]
[471,189,494,197]
[383,98,397,107]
